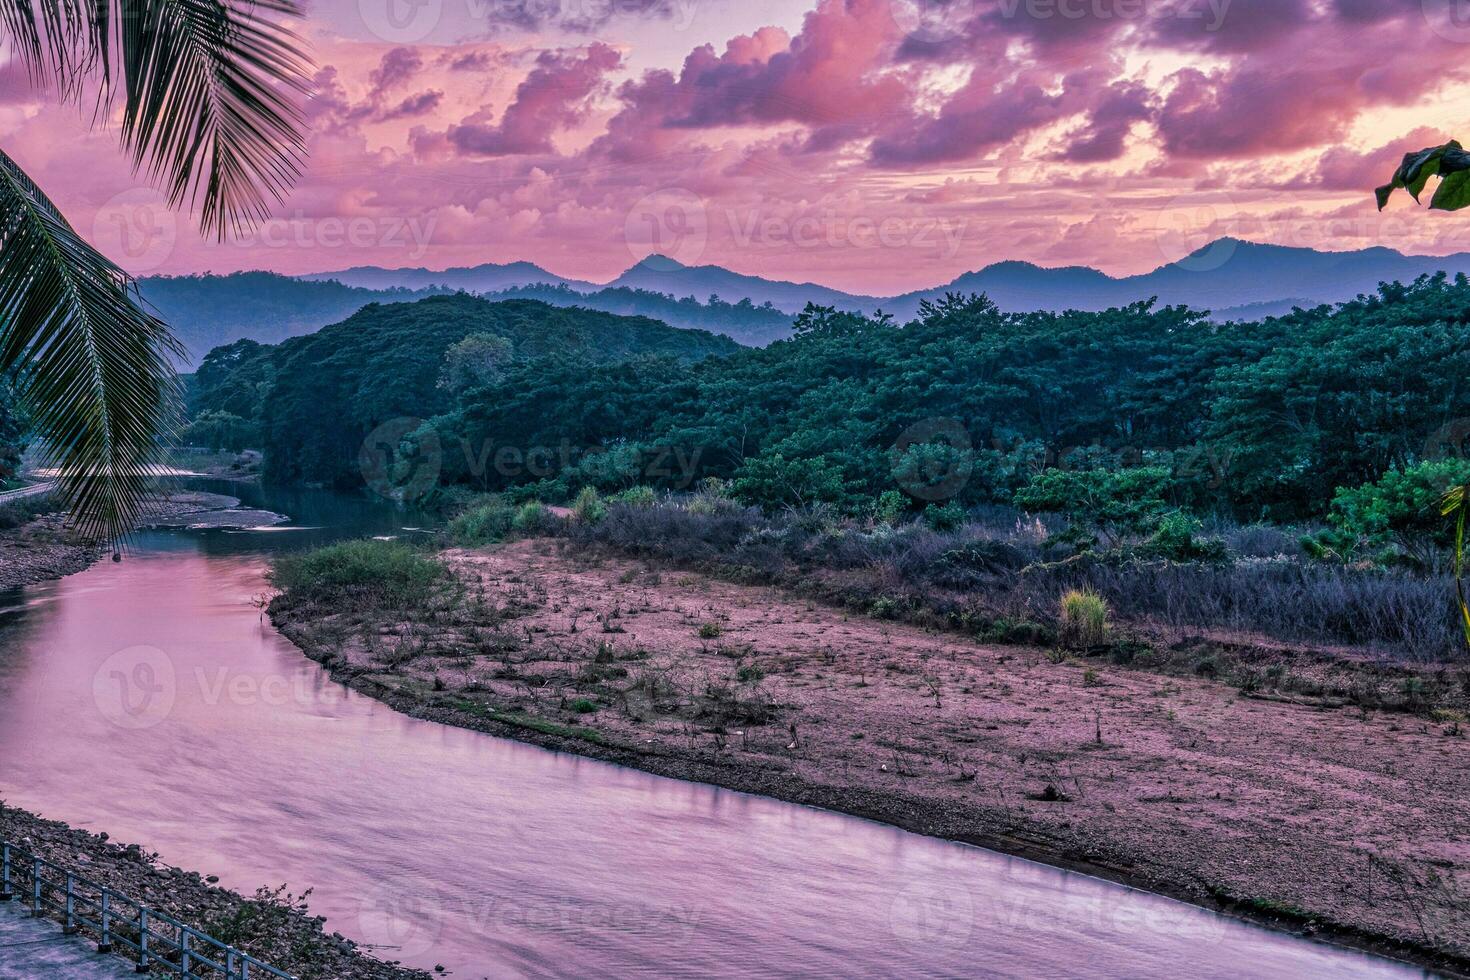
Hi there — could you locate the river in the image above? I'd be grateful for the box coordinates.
[0,482,1433,978]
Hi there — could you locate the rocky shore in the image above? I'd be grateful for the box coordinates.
[271,539,1470,978]
[0,802,430,979]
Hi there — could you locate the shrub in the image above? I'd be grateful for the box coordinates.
[1324,459,1470,567]
[512,501,556,535]
[697,622,722,639]
[572,486,607,524]
[873,490,908,526]
[1139,512,1228,563]
[924,502,966,531]
[1015,467,1172,546]
[0,493,56,531]
[270,539,444,609]
[1059,589,1109,650]
[610,485,656,508]
[447,497,516,547]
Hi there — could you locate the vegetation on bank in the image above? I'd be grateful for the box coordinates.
[210,277,1470,658]
[269,540,447,610]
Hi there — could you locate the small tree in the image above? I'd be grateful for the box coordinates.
[1324,460,1470,568]
[1013,467,1173,548]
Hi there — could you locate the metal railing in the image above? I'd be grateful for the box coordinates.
[0,839,294,979]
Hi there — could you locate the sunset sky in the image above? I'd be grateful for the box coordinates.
[7,0,1470,292]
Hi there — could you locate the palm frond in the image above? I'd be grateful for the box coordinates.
[111,0,311,237]
[0,0,311,237]
[0,148,181,542]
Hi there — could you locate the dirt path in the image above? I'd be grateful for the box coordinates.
[274,540,1470,974]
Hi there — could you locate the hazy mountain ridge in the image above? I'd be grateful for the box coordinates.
[306,239,1470,321]
[154,241,1470,366]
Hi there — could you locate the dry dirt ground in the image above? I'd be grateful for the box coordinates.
[274,538,1470,974]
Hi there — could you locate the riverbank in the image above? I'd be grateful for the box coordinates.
[0,802,430,979]
[0,490,284,591]
[271,538,1470,976]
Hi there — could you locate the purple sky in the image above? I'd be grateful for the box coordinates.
[6,0,1469,292]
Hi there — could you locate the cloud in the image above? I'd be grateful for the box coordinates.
[448,43,623,156]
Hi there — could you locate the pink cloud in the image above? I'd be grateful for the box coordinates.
[448,43,622,156]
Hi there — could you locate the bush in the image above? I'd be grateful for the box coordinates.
[924,502,966,531]
[609,485,656,508]
[1324,459,1470,567]
[1015,467,1172,545]
[270,539,444,609]
[447,497,516,546]
[1059,589,1109,650]
[1139,512,1228,563]
[512,501,559,535]
[873,490,908,525]
[572,487,607,523]
[0,493,56,531]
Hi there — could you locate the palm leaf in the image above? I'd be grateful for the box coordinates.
[0,0,312,237]
[110,0,312,237]
[0,148,181,542]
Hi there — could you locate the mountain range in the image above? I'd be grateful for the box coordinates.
[152,240,1470,366]
[306,240,1470,320]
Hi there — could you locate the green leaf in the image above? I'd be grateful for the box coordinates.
[1378,140,1470,211]
[0,150,183,542]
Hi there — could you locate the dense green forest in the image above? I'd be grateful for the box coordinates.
[481,283,795,346]
[187,295,741,487]
[188,275,1470,528]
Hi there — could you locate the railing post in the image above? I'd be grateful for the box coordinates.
[0,843,12,901]
[98,890,113,953]
[30,857,41,916]
[63,872,76,933]
[181,929,192,977]
[136,906,150,973]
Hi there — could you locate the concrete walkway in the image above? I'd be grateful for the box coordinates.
[0,899,134,979]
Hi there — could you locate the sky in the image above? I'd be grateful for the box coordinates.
[5,0,1470,293]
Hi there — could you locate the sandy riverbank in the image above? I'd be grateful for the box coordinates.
[269,538,1470,977]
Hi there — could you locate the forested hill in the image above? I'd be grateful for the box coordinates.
[481,283,795,346]
[140,272,792,362]
[188,294,740,488]
[138,272,447,364]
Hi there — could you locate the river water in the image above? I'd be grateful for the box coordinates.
[0,483,1433,978]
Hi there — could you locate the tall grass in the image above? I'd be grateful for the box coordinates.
[1059,590,1108,649]
[270,540,445,610]
[447,497,516,547]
